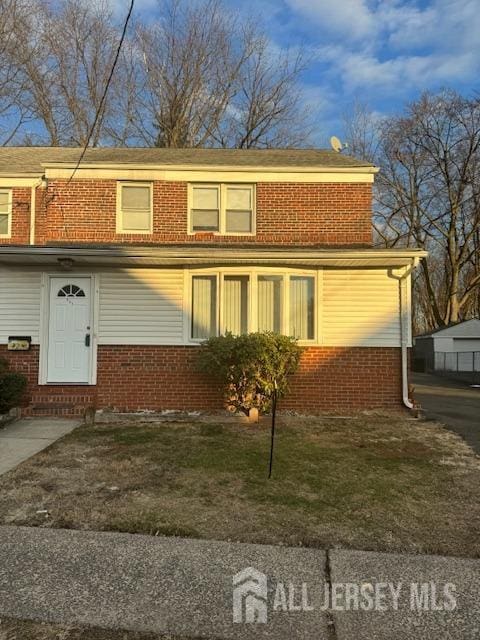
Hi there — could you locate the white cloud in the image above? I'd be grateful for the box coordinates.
[285,0,375,41]
[298,0,480,96]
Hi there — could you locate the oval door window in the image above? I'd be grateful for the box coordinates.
[57,284,86,298]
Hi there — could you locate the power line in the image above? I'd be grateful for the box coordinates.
[67,0,135,184]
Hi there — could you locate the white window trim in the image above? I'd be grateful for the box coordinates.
[185,267,319,345]
[188,183,256,236]
[116,181,153,235]
[0,188,12,238]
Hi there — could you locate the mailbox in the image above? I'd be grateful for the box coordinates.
[7,336,31,351]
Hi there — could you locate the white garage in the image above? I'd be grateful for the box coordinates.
[414,318,480,374]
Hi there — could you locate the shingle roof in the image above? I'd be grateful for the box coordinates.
[0,146,375,174]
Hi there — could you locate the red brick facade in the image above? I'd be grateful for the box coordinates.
[1,345,402,415]
[16,180,373,246]
[1,187,31,244]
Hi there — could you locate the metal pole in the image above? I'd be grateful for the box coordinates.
[268,383,278,479]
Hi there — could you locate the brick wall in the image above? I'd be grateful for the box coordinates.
[2,187,31,244]
[1,344,402,414]
[32,180,372,246]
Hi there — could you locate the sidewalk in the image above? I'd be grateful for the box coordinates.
[0,526,479,639]
[0,418,80,475]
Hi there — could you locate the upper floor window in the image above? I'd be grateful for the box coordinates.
[0,189,12,238]
[116,182,152,234]
[189,183,255,235]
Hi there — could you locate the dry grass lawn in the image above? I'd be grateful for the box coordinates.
[0,617,184,640]
[0,413,479,557]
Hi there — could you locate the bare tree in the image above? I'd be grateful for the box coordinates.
[215,37,310,148]
[345,91,480,332]
[0,0,310,148]
[6,0,135,145]
[134,0,311,148]
[0,0,32,144]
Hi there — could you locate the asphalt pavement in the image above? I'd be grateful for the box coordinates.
[413,372,480,454]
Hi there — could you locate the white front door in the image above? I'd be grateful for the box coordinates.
[47,277,92,383]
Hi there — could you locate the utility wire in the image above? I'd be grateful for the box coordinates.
[67,0,135,184]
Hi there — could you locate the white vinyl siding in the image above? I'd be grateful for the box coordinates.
[0,270,41,342]
[98,269,184,344]
[0,266,407,352]
[322,268,401,347]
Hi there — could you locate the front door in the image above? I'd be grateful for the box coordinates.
[47,277,92,383]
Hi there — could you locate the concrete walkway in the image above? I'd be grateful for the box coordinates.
[413,372,480,454]
[0,526,479,639]
[0,418,80,475]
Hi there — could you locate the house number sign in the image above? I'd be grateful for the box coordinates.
[7,336,31,351]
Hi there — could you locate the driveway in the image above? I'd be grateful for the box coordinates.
[0,418,80,475]
[412,372,480,454]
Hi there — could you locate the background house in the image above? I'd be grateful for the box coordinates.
[0,147,425,416]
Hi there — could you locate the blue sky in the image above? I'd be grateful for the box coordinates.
[127,0,480,145]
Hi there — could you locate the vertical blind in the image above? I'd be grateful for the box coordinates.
[191,273,315,339]
[223,276,248,334]
[191,276,217,339]
[258,276,283,332]
[290,276,314,339]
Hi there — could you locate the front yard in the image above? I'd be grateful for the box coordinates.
[0,413,479,557]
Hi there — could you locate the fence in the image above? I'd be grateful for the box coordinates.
[433,351,480,385]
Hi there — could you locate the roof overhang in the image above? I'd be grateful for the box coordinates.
[41,162,379,174]
[0,245,428,269]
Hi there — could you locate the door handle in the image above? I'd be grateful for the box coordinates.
[85,334,91,347]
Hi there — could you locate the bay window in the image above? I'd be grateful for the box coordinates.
[189,270,317,342]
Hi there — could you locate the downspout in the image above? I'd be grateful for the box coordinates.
[29,179,44,245]
[396,259,419,409]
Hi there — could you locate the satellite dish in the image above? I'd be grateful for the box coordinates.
[330,135,343,152]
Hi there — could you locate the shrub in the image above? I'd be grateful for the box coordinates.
[197,332,302,414]
[0,357,27,414]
